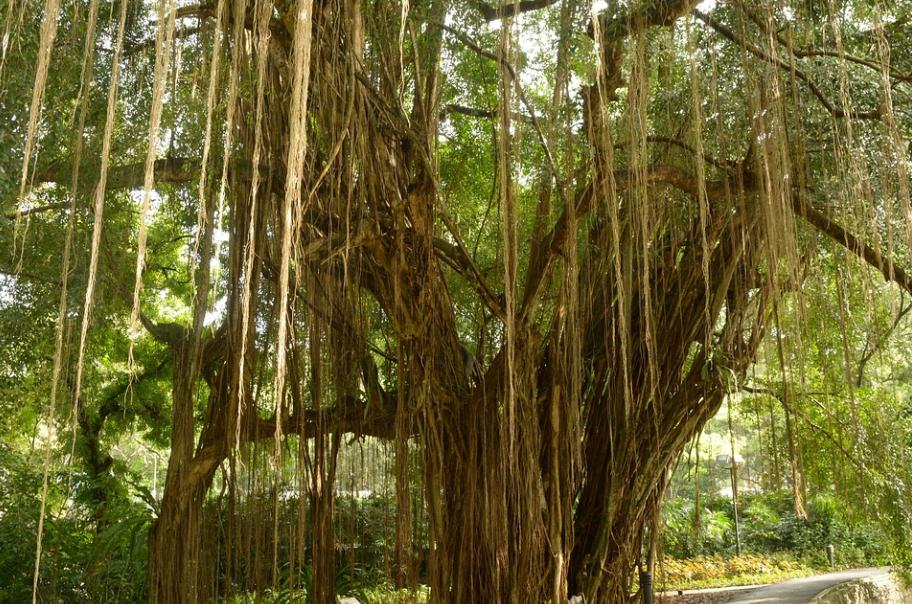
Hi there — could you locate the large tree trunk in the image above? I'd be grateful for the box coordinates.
[569,391,724,601]
[148,465,218,604]
[148,336,229,603]
[148,338,207,603]
[310,432,340,604]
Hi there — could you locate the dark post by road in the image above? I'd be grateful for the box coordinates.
[826,544,835,567]
[639,571,654,604]
[730,465,742,555]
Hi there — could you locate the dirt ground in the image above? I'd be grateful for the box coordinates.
[656,585,761,604]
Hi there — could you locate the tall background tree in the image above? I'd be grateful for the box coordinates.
[0,0,910,602]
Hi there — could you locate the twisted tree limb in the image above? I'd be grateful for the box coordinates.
[793,196,912,295]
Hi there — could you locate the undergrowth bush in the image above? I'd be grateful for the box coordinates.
[663,491,889,568]
[0,446,150,603]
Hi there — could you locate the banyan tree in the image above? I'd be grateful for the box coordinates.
[3,0,911,601]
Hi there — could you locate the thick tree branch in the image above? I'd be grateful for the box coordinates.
[792,197,912,295]
[616,136,735,171]
[9,157,273,220]
[5,158,204,217]
[2,202,69,221]
[250,390,401,442]
[731,0,912,86]
[434,236,506,321]
[588,0,698,43]
[473,0,560,22]
[442,103,534,124]
[741,383,863,468]
[172,3,214,20]
[694,9,881,121]
[520,163,739,321]
[125,26,202,56]
[34,157,202,190]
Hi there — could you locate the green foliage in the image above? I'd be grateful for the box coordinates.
[333,494,401,575]
[222,582,429,604]
[0,445,151,603]
[663,495,734,558]
[771,496,888,568]
[663,492,890,570]
[357,583,429,604]
[203,490,416,599]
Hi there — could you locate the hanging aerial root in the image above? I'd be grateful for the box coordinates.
[127,0,177,382]
[212,0,248,299]
[872,9,912,254]
[625,20,659,405]
[65,0,130,483]
[30,0,99,599]
[190,0,227,297]
[498,0,517,465]
[685,17,713,353]
[235,0,273,457]
[272,0,314,583]
[32,0,128,600]
[12,0,62,269]
[0,0,20,75]
[589,5,632,416]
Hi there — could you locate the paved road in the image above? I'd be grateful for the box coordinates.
[726,568,890,603]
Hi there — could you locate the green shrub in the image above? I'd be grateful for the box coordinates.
[663,492,889,567]
[0,446,151,603]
